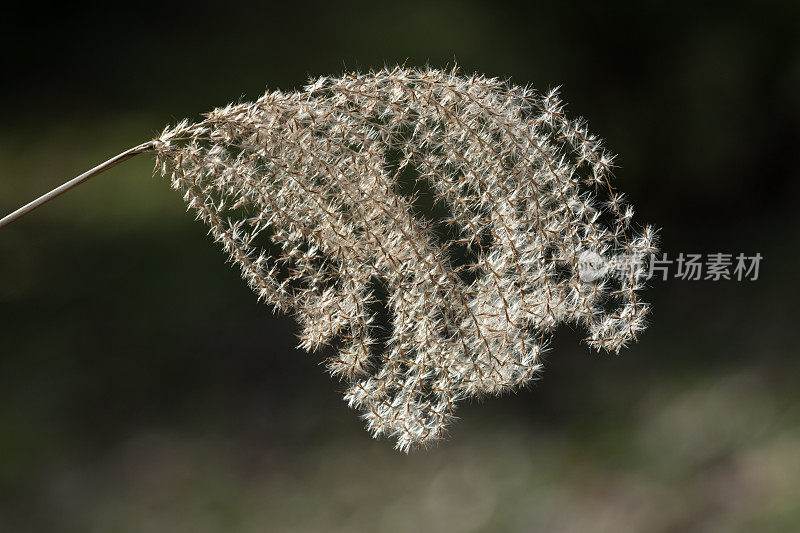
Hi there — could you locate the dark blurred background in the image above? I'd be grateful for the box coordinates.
[1,2,799,531]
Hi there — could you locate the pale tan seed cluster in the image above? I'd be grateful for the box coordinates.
[153,67,656,451]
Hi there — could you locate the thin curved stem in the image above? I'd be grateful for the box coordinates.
[0,140,156,229]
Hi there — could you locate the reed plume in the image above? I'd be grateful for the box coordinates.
[2,67,656,451]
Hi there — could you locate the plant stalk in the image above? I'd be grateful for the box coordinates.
[0,141,156,229]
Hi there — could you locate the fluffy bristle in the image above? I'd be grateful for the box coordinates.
[153,66,656,451]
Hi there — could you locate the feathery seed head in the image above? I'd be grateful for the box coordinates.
[153,67,657,451]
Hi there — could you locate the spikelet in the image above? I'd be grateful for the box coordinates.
[153,67,657,451]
